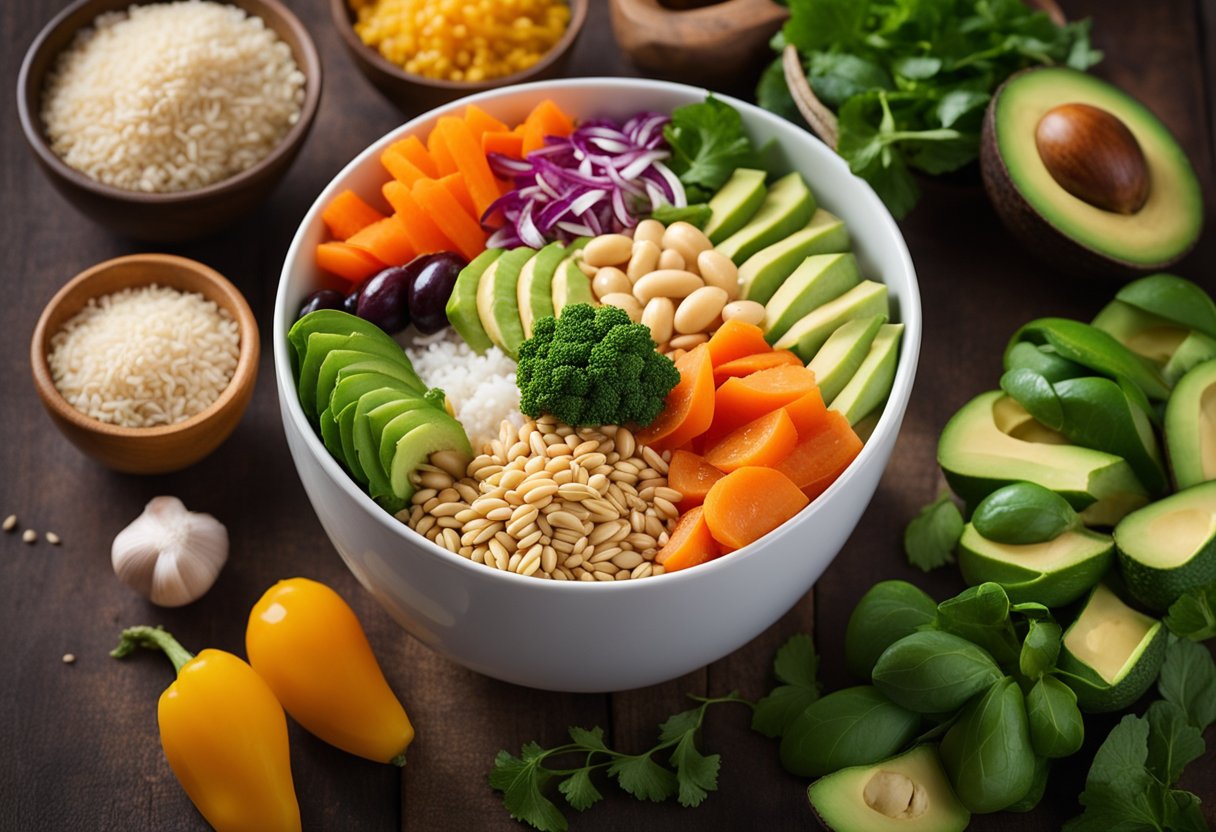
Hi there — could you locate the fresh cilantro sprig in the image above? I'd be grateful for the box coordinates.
[751,633,821,737]
[1165,582,1216,642]
[663,97,763,203]
[903,492,963,572]
[490,692,752,831]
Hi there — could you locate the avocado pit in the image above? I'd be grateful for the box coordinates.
[863,770,928,819]
[1035,103,1150,215]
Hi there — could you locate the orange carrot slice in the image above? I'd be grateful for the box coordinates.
[704,408,799,473]
[705,364,818,445]
[381,181,457,256]
[702,467,809,550]
[656,506,720,573]
[435,118,502,218]
[464,103,509,139]
[411,178,488,261]
[381,147,429,186]
[782,387,828,438]
[321,190,384,241]
[391,135,438,179]
[427,122,458,176]
[774,410,863,501]
[438,172,477,218]
[482,130,525,160]
[345,215,417,267]
[521,99,574,155]
[712,349,802,385]
[667,450,725,512]
[315,242,385,284]
[636,343,715,451]
[706,320,772,366]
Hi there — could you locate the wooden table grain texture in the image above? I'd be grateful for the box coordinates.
[2,1,1214,830]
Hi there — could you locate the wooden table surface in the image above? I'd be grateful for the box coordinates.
[2,1,1214,830]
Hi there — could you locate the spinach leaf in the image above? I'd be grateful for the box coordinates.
[1164,583,1216,642]
[940,677,1037,813]
[903,492,963,572]
[1026,676,1084,758]
[844,580,938,679]
[778,685,921,778]
[935,583,1021,670]
[1019,617,1062,680]
[1158,636,1216,731]
[872,630,1003,714]
[973,482,1078,545]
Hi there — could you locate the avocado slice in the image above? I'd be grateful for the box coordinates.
[385,415,472,506]
[762,252,861,342]
[809,315,887,404]
[957,523,1114,607]
[830,324,903,426]
[807,745,970,832]
[981,67,1202,275]
[1115,480,1216,611]
[1093,299,1193,365]
[1163,331,1216,385]
[738,209,851,305]
[288,309,395,377]
[517,242,567,339]
[1057,583,1166,712]
[336,386,411,484]
[771,281,889,361]
[297,331,415,421]
[446,248,503,354]
[551,255,594,317]
[352,391,435,512]
[714,171,816,265]
[703,168,767,244]
[313,352,425,420]
[1165,359,1216,489]
[1115,273,1216,340]
[937,391,1150,525]
[476,247,535,359]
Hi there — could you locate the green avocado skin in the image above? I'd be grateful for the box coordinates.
[1114,480,1216,611]
[1165,359,1216,490]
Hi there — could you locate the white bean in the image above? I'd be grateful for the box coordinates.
[657,248,686,272]
[632,269,703,304]
[669,332,709,350]
[697,250,740,298]
[583,234,634,267]
[721,299,766,326]
[661,222,713,266]
[626,240,661,283]
[592,266,631,298]
[641,296,675,344]
[600,292,643,321]
[674,286,729,334]
[633,219,665,246]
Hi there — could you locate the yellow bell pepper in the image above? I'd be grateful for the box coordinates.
[246,577,415,765]
[112,626,301,832]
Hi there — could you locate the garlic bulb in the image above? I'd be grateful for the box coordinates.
[112,496,228,607]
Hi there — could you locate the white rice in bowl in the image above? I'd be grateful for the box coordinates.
[403,329,521,452]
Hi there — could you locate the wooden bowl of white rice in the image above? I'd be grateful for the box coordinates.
[31,254,259,473]
[17,0,321,243]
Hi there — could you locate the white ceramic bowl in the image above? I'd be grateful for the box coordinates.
[275,78,920,692]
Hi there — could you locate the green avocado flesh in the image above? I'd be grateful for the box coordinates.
[1058,583,1165,712]
[957,524,1113,607]
[738,209,851,305]
[446,248,502,354]
[703,167,767,244]
[551,255,594,317]
[937,391,1149,524]
[1115,480,1216,611]
[477,246,536,359]
[808,746,970,832]
[763,252,861,341]
[809,315,887,404]
[1166,359,1216,489]
[771,281,889,361]
[517,242,566,339]
[991,68,1203,267]
[715,171,816,265]
[830,324,903,426]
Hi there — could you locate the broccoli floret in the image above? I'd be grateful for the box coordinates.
[516,303,681,428]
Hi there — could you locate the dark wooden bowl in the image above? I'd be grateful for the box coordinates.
[31,254,260,474]
[17,0,322,243]
[330,0,587,116]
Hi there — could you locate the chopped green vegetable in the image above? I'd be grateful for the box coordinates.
[650,203,713,229]
[663,96,763,203]
[1164,583,1216,642]
[516,304,680,428]
[751,633,821,738]
[904,492,963,572]
[759,0,1103,217]
[1157,636,1216,732]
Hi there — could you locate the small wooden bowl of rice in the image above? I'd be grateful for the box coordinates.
[17,0,321,243]
[31,254,260,474]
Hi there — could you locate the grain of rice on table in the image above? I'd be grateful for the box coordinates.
[403,415,683,582]
[48,285,240,428]
[40,0,305,193]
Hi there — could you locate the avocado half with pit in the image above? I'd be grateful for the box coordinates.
[1057,583,1166,712]
[981,68,1203,277]
[807,745,970,832]
[1114,480,1216,611]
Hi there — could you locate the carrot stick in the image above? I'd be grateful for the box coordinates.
[411,178,488,261]
[382,181,457,255]
[636,343,715,451]
[774,410,863,501]
[464,104,510,140]
[702,467,809,550]
[706,320,772,366]
[321,190,385,241]
[345,215,417,267]
[713,350,802,385]
[437,117,505,218]
[427,122,458,176]
[438,172,478,218]
[520,99,575,156]
[482,130,525,160]
[380,148,429,186]
[704,408,799,473]
[391,135,438,179]
[656,506,720,573]
[315,242,385,284]
[667,450,725,512]
[705,364,818,445]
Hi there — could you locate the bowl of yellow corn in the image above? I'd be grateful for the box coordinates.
[332,0,588,113]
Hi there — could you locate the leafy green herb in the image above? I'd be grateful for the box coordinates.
[779,685,922,778]
[752,634,821,738]
[1158,636,1216,732]
[650,203,713,229]
[972,482,1078,545]
[1026,675,1084,759]
[758,0,1103,216]
[871,630,1003,714]
[1019,617,1062,681]
[490,693,751,831]
[1164,583,1216,641]
[844,580,938,679]
[1144,700,1204,787]
[939,676,1038,813]
[904,492,963,572]
[663,96,762,203]
[935,582,1021,670]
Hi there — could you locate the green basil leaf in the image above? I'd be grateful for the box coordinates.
[972,482,1078,545]
[936,89,990,129]
[1026,676,1084,758]
[940,677,1037,813]
[935,583,1021,669]
[778,685,921,778]
[1005,756,1050,813]
[1020,618,1063,680]
[872,630,1003,714]
[1004,342,1088,383]
[903,493,963,572]
[845,580,938,679]
[999,367,1064,429]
